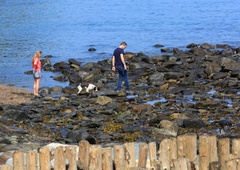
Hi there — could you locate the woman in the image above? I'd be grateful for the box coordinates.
[32,50,42,97]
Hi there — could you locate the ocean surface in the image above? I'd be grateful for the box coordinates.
[0,0,240,91]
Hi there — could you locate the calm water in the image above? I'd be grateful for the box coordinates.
[0,0,240,91]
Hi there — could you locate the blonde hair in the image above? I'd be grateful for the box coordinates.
[32,50,42,68]
[34,50,42,58]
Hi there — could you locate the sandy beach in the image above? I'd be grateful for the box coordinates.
[0,84,33,105]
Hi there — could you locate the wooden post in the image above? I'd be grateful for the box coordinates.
[177,134,197,162]
[138,143,148,169]
[159,138,177,170]
[114,145,125,170]
[159,139,171,170]
[0,165,12,170]
[224,158,240,170]
[89,145,102,170]
[54,146,66,170]
[13,150,24,170]
[66,146,77,170]
[149,142,161,169]
[171,158,191,170]
[218,138,230,163]
[231,139,240,159]
[26,150,38,170]
[199,135,218,170]
[124,142,136,169]
[78,140,90,170]
[39,146,51,170]
[102,147,113,170]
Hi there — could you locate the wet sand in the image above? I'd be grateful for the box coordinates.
[0,84,33,105]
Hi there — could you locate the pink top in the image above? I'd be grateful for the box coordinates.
[32,57,41,71]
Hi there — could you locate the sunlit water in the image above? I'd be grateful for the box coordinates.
[0,0,240,91]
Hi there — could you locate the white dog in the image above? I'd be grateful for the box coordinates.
[77,83,98,94]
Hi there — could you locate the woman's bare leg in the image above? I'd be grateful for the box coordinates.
[34,78,41,95]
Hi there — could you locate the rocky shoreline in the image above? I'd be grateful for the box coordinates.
[1,42,240,165]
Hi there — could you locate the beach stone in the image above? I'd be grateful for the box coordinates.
[131,104,153,114]
[212,72,228,80]
[148,72,164,82]
[204,55,219,61]
[53,61,70,70]
[53,74,69,82]
[88,47,96,52]
[201,43,215,49]
[68,58,80,66]
[70,64,81,71]
[204,62,222,76]
[66,129,96,144]
[182,118,205,128]
[68,71,82,86]
[95,96,112,105]
[186,43,198,48]
[170,113,189,120]
[158,120,179,136]
[63,86,78,94]
[216,44,231,49]
[39,86,51,97]
[51,86,63,92]
[218,57,240,71]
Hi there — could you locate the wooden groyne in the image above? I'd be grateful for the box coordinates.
[1,133,240,170]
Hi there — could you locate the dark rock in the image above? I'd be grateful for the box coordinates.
[53,74,69,82]
[218,57,240,71]
[212,72,228,80]
[182,118,205,128]
[68,58,81,66]
[186,43,198,48]
[204,62,222,76]
[66,129,96,144]
[153,44,164,48]
[39,86,51,97]
[88,48,96,52]
[63,86,78,94]
[51,86,63,92]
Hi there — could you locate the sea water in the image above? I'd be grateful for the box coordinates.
[0,0,239,90]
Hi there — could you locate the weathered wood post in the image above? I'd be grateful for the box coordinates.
[39,146,51,170]
[159,138,177,170]
[114,145,125,170]
[13,150,24,170]
[102,147,113,170]
[138,143,148,169]
[0,165,12,170]
[218,138,230,162]
[224,158,240,170]
[78,140,90,170]
[177,133,197,163]
[89,145,102,170]
[26,150,38,170]
[66,146,77,170]
[171,158,191,170]
[54,146,66,170]
[149,142,161,169]
[199,135,218,170]
[231,138,240,159]
[124,142,136,169]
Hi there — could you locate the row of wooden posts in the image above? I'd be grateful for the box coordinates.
[1,133,240,170]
